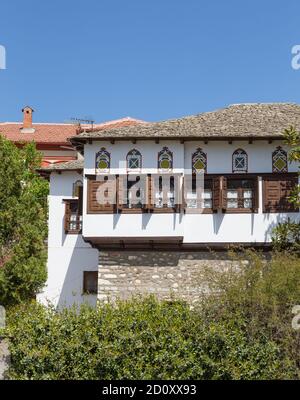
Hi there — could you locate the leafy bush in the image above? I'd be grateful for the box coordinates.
[0,137,48,306]
[272,219,300,253]
[5,251,300,381]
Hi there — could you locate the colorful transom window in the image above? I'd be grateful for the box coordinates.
[272,146,288,173]
[127,149,142,170]
[192,148,207,173]
[95,148,110,172]
[232,149,248,173]
[158,147,173,171]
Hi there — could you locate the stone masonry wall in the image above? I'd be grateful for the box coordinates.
[98,251,239,304]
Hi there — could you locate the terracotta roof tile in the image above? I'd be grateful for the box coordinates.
[0,117,146,145]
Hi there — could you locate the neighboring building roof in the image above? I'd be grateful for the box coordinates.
[37,159,84,173]
[0,123,79,145]
[84,117,148,133]
[70,103,300,145]
[0,117,146,145]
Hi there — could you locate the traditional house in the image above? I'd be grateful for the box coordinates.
[38,103,300,307]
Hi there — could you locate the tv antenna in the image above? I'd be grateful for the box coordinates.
[70,117,95,130]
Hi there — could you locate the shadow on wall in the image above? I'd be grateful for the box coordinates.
[263,212,300,243]
[57,235,98,309]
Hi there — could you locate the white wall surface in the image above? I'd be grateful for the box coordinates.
[37,172,98,308]
[40,139,300,307]
[84,139,298,175]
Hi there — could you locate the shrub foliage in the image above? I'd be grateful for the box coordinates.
[0,137,48,306]
[5,252,300,380]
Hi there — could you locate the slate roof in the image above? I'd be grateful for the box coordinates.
[70,103,300,144]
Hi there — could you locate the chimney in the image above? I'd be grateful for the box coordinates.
[20,106,35,133]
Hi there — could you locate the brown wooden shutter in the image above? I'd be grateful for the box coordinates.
[252,177,259,212]
[78,185,83,215]
[87,178,115,213]
[212,177,221,211]
[280,177,297,211]
[117,175,126,210]
[213,176,227,211]
[263,175,298,212]
[221,176,227,210]
[64,201,71,232]
[146,174,154,210]
[264,178,281,212]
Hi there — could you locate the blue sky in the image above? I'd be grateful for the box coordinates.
[1,0,300,123]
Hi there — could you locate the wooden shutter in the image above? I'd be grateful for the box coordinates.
[87,178,115,213]
[117,175,126,210]
[263,175,298,212]
[78,185,83,215]
[146,174,154,210]
[64,201,71,232]
[252,176,259,212]
[213,176,227,211]
[221,176,227,210]
[212,177,221,211]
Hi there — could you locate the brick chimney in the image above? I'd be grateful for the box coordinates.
[20,106,35,133]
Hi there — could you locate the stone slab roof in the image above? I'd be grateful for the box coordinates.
[70,103,300,143]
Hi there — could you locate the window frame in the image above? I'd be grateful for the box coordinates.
[64,199,83,234]
[192,148,207,174]
[157,147,173,171]
[272,146,288,173]
[83,271,98,295]
[126,149,142,172]
[95,147,111,173]
[232,149,248,173]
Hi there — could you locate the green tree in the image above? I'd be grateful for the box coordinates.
[272,127,300,251]
[0,136,48,306]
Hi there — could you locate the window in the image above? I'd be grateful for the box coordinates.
[263,174,298,212]
[192,148,207,173]
[232,149,248,173]
[117,175,146,211]
[83,271,98,294]
[95,148,110,172]
[158,147,173,171]
[207,175,258,213]
[87,176,115,213]
[272,146,288,173]
[226,178,255,210]
[72,180,83,198]
[185,177,212,211]
[64,199,82,233]
[147,174,181,212]
[127,149,142,170]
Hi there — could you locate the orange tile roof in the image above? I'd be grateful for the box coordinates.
[0,117,146,145]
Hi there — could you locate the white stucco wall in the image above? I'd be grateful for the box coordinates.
[39,139,300,307]
[37,172,98,308]
[82,139,299,241]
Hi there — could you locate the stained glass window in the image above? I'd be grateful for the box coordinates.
[127,149,142,170]
[272,146,288,173]
[232,149,248,173]
[192,148,207,173]
[158,147,173,170]
[95,148,110,172]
